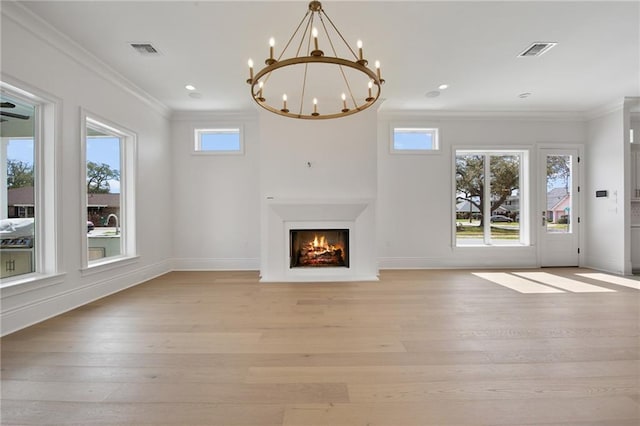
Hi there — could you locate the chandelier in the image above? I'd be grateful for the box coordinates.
[246,1,384,119]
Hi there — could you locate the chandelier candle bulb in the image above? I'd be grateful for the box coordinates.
[312,97,319,116]
[312,28,319,50]
[269,38,275,59]
[247,59,254,83]
[341,93,347,111]
[357,40,363,60]
[281,94,289,112]
[257,81,264,101]
[366,80,374,101]
[375,60,381,80]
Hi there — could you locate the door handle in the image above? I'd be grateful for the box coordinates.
[542,211,546,227]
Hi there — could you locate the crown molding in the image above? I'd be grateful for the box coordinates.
[584,99,625,121]
[2,1,171,118]
[170,109,258,122]
[377,108,587,122]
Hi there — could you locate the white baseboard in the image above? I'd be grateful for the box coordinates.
[172,257,260,271]
[378,256,538,270]
[1,259,172,336]
[583,256,626,275]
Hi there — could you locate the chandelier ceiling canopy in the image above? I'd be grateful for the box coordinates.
[246,1,384,120]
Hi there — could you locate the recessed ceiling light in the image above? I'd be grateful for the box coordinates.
[438,84,449,90]
[185,84,196,91]
[518,92,532,98]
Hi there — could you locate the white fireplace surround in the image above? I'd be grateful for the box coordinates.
[260,198,378,282]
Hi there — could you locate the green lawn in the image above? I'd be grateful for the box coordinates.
[456,221,520,239]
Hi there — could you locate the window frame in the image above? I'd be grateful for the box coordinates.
[193,126,244,155]
[0,79,61,288]
[390,125,440,154]
[453,148,530,248]
[80,109,137,272]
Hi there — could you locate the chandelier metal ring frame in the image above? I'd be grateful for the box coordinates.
[246,1,385,120]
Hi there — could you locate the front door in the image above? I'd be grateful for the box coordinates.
[539,148,580,266]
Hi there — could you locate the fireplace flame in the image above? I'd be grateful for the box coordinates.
[292,230,348,267]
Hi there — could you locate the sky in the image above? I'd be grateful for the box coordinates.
[7,136,121,193]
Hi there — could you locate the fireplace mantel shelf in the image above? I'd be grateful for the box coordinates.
[267,198,373,222]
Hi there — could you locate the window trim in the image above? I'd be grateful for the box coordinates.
[193,126,244,155]
[0,78,60,287]
[390,125,440,154]
[453,147,530,248]
[80,109,137,270]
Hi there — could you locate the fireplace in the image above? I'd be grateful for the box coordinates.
[290,229,349,268]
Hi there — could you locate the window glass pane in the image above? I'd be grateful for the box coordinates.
[86,127,121,261]
[489,155,520,244]
[456,151,525,247]
[1,94,36,278]
[545,154,572,234]
[196,129,241,152]
[455,154,484,245]
[393,128,437,151]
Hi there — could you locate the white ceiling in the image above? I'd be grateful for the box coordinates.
[18,1,640,114]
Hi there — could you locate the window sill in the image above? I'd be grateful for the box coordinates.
[81,255,140,277]
[0,272,67,297]
[454,244,531,248]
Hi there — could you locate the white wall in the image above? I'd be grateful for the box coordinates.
[377,112,586,268]
[258,108,378,199]
[258,107,379,279]
[584,108,626,274]
[170,113,260,270]
[1,4,173,334]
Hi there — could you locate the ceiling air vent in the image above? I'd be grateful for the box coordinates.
[518,42,557,57]
[130,43,161,56]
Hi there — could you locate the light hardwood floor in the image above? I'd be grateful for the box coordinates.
[1,269,639,425]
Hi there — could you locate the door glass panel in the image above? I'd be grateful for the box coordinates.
[455,154,484,245]
[545,154,572,234]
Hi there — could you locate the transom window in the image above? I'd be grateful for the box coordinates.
[194,128,243,154]
[391,127,439,153]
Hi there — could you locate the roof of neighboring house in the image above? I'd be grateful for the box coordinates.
[547,187,569,210]
[7,187,120,207]
[7,187,34,206]
[86,193,120,208]
[456,201,480,213]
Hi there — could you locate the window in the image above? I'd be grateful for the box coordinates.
[83,113,136,267]
[455,150,528,246]
[1,81,57,283]
[194,128,242,154]
[391,127,439,153]
[1,95,36,279]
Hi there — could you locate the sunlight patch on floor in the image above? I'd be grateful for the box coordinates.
[575,273,640,290]
[514,272,616,293]
[472,272,565,294]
